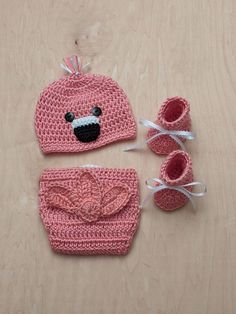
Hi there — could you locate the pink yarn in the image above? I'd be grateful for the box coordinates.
[35,63,136,153]
[154,150,193,211]
[39,167,140,255]
[147,97,191,155]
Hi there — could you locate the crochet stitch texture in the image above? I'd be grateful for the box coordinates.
[39,167,140,255]
[147,97,191,155]
[154,150,193,210]
[35,72,136,153]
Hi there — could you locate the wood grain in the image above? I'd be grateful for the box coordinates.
[1,0,236,313]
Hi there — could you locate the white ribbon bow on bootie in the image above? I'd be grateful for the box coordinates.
[124,119,195,152]
[141,178,207,209]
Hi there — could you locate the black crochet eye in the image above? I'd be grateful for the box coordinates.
[65,112,75,122]
[91,106,102,117]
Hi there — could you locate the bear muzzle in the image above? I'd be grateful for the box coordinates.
[72,116,100,143]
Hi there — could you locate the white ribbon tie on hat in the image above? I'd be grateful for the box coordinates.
[124,118,195,151]
[141,178,207,209]
[60,55,90,75]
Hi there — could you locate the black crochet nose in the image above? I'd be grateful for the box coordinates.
[74,124,100,143]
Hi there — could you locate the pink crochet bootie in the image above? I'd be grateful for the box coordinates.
[143,150,206,211]
[147,97,192,155]
[39,166,140,255]
[154,150,193,210]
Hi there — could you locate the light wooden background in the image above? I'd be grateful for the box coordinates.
[1,0,236,313]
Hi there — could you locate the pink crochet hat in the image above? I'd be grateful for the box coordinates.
[35,56,136,153]
[147,97,192,155]
[39,166,140,255]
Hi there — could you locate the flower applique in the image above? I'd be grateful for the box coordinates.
[46,171,131,222]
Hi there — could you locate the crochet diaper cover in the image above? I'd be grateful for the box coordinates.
[39,166,140,255]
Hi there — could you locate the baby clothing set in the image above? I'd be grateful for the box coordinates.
[35,56,206,255]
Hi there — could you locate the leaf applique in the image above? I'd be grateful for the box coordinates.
[102,185,130,217]
[46,185,78,214]
[76,171,102,222]
[46,173,130,222]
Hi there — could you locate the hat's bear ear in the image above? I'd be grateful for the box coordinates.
[65,112,75,122]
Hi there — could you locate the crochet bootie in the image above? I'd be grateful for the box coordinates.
[147,97,192,155]
[154,150,193,210]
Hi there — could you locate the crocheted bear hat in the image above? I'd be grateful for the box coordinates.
[35,56,136,153]
[39,166,140,255]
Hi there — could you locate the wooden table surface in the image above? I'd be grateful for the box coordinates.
[1,1,236,313]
